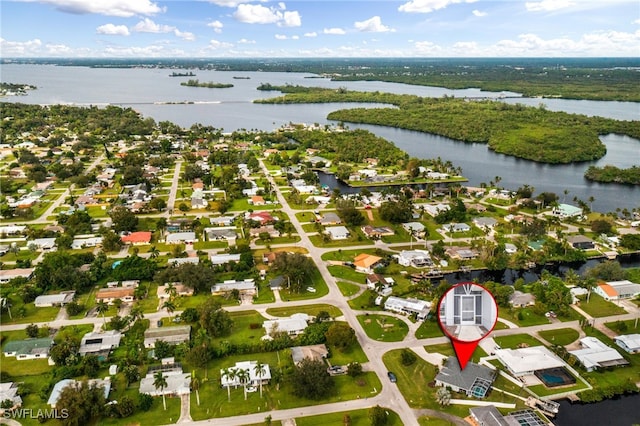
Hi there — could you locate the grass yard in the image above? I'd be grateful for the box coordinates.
[576,294,627,317]
[212,310,267,345]
[537,328,580,346]
[499,307,550,327]
[494,334,544,349]
[327,265,367,283]
[415,318,445,339]
[605,318,640,334]
[278,268,328,301]
[296,408,402,426]
[357,314,409,342]
[265,304,342,319]
[337,281,362,297]
[0,295,60,325]
[348,290,381,311]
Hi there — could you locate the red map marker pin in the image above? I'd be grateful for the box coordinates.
[437,282,498,370]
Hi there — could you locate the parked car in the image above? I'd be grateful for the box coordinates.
[545,311,557,318]
[387,371,397,383]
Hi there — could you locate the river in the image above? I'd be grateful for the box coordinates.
[554,393,640,426]
[1,64,639,212]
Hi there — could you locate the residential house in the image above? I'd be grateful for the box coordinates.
[79,330,122,358]
[165,232,197,245]
[167,257,200,266]
[472,217,498,230]
[48,379,111,408]
[395,250,432,268]
[509,291,536,308]
[249,195,266,206]
[384,296,431,320]
[319,212,342,225]
[435,356,496,398]
[402,222,426,235]
[290,179,317,194]
[290,344,329,365]
[325,226,350,240]
[191,189,206,209]
[211,279,257,296]
[504,243,518,254]
[263,314,309,336]
[209,215,236,227]
[96,287,135,305]
[552,203,583,219]
[139,369,191,396]
[445,246,479,260]
[443,223,471,233]
[424,203,450,217]
[494,346,566,377]
[269,275,285,291]
[205,227,237,243]
[34,291,75,307]
[0,268,34,284]
[468,406,546,426]
[568,337,629,371]
[614,334,640,354]
[30,238,57,250]
[157,283,194,299]
[220,361,271,388]
[361,225,394,239]
[567,235,596,250]
[0,383,22,412]
[247,211,276,225]
[594,280,640,301]
[3,338,53,360]
[209,253,241,266]
[249,225,280,238]
[353,253,383,274]
[121,231,152,245]
[71,236,102,250]
[143,325,191,348]
[0,225,26,235]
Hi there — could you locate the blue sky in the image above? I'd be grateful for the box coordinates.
[1,0,639,57]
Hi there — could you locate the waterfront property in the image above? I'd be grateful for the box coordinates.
[509,290,536,308]
[551,203,583,219]
[494,346,566,377]
[469,406,547,426]
[566,235,596,250]
[594,280,640,301]
[434,356,496,398]
[394,249,432,268]
[568,337,629,372]
[614,334,640,354]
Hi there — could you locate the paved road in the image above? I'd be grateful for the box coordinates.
[166,160,183,216]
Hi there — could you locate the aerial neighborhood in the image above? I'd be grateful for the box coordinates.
[0,100,639,426]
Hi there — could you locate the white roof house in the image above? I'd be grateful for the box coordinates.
[34,291,75,307]
[30,238,57,250]
[71,236,103,250]
[48,378,111,408]
[594,280,640,301]
[0,382,22,411]
[210,253,241,266]
[552,203,582,218]
[79,330,122,357]
[263,314,310,336]
[211,279,256,295]
[139,370,191,396]
[444,223,471,233]
[325,226,350,240]
[395,250,432,268]
[0,268,34,283]
[167,257,200,266]
[614,334,640,354]
[384,296,431,320]
[143,325,191,348]
[165,232,197,244]
[402,222,425,233]
[568,337,629,371]
[220,361,271,388]
[423,203,450,217]
[495,346,566,377]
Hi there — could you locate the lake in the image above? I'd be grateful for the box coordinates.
[1,64,638,212]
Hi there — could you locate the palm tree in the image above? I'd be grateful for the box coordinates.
[164,282,177,299]
[191,375,200,406]
[162,299,176,322]
[221,367,236,402]
[1,297,12,320]
[96,300,109,325]
[129,304,144,323]
[149,245,160,259]
[153,371,168,410]
[253,361,267,398]
[235,368,250,401]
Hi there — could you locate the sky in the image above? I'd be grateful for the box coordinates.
[1,0,639,58]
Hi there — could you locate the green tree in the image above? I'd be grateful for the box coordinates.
[55,380,106,426]
[271,252,316,293]
[110,207,139,233]
[368,405,388,426]
[25,323,39,338]
[221,367,236,402]
[198,299,233,337]
[325,322,357,352]
[96,300,109,325]
[101,230,124,252]
[153,371,168,410]
[254,360,267,398]
[291,358,335,400]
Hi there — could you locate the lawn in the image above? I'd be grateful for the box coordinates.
[337,281,362,297]
[0,295,60,325]
[296,408,402,426]
[212,310,267,345]
[537,328,580,346]
[357,314,409,342]
[191,350,380,420]
[278,268,328,301]
[605,318,640,334]
[576,294,627,317]
[348,290,381,311]
[327,265,367,283]
[265,304,342,319]
[494,334,544,349]
[498,306,549,327]
[415,318,445,339]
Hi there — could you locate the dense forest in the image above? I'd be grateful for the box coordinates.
[584,165,640,185]
[255,86,640,164]
[283,128,408,166]
[0,103,155,145]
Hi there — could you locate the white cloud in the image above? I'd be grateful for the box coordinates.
[207,20,224,33]
[399,0,476,14]
[207,0,243,6]
[96,23,130,36]
[304,32,317,37]
[275,34,288,40]
[472,9,487,17]
[0,37,43,56]
[291,35,299,40]
[174,29,195,41]
[280,11,301,27]
[525,0,575,12]
[29,0,163,17]
[354,16,393,33]
[414,40,443,54]
[323,27,346,35]
[207,39,233,49]
[237,38,255,44]
[633,18,640,24]
[132,18,174,33]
